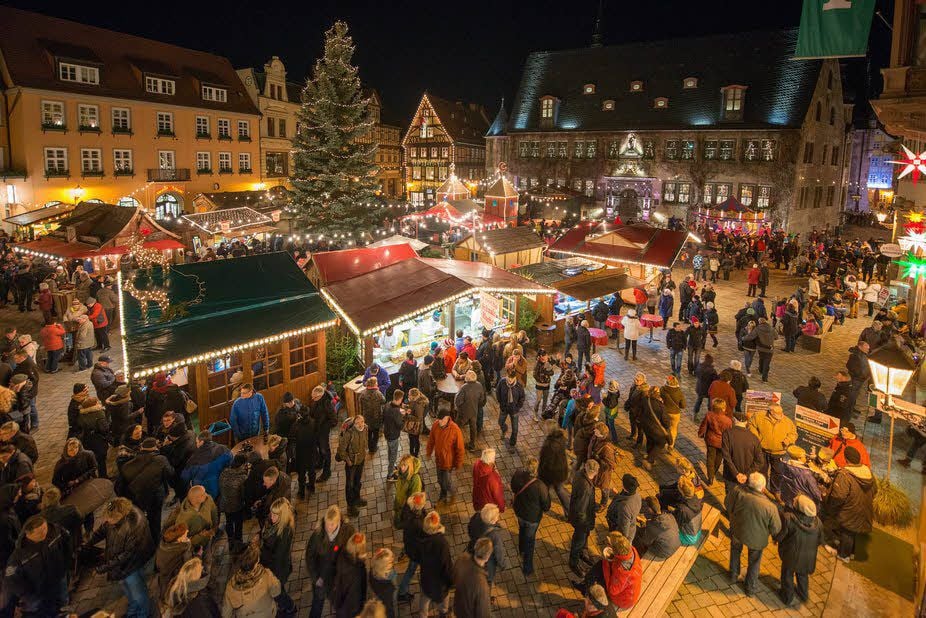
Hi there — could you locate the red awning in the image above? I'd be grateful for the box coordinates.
[14,238,184,259]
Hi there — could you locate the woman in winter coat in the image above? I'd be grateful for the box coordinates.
[693,353,718,419]
[697,398,732,485]
[572,402,600,467]
[222,545,281,617]
[52,437,98,496]
[703,302,719,347]
[660,376,686,450]
[163,557,220,617]
[418,512,453,616]
[76,397,112,478]
[589,423,618,508]
[538,422,571,510]
[621,310,642,361]
[822,446,876,560]
[639,387,669,465]
[657,289,674,328]
[393,455,422,527]
[673,476,703,546]
[333,532,368,618]
[587,354,606,404]
[260,498,296,614]
[106,385,141,444]
[583,531,641,611]
[775,495,823,605]
[472,448,505,512]
[404,389,428,456]
[369,548,398,618]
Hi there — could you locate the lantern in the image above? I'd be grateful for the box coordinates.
[867,343,916,404]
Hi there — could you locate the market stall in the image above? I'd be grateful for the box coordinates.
[3,202,75,240]
[695,196,768,232]
[452,226,545,269]
[120,251,336,434]
[304,243,418,288]
[180,206,279,253]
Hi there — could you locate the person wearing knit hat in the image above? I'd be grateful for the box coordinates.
[419,511,453,616]
[776,493,823,606]
[606,473,642,543]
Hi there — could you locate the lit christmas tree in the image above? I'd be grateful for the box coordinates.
[290,21,379,235]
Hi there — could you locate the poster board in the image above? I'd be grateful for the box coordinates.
[794,404,840,451]
[744,390,781,418]
[480,291,500,330]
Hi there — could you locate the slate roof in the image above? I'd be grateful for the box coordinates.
[508,29,821,133]
[425,93,490,146]
[463,226,546,254]
[0,6,258,115]
[487,100,508,137]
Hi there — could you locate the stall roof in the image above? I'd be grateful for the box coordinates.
[367,234,428,251]
[308,243,418,286]
[182,207,273,233]
[121,251,336,377]
[549,223,688,269]
[4,202,74,226]
[459,226,546,254]
[194,186,291,216]
[556,273,646,302]
[511,258,598,286]
[322,256,554,336]
[15,237,183,259]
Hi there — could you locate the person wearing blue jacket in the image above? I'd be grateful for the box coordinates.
[181,430,233,499]
[229,383,270,441]
[363,363,391,395]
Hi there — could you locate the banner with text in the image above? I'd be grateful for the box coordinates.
[795,0,876,59]
[795,404,840,451]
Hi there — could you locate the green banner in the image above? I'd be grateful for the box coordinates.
[795,0,876,59]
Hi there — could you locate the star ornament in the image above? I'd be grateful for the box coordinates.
[897,254,926,282]
[899,231,926,254]
[891,145,926,184]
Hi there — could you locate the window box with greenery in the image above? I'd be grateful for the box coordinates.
[111,127,133,136]
[113,168,134,177]
[41,122,67,133]
[44,168,69,178]
[78,125,101,134]
[157,129,176,138]
[81,169,104,178]
[238,167,253,174]
[237,135,252,143]
[217,134,233,142]
[196,132,211,140]
[218,167,233,175]
[196,167,213,175]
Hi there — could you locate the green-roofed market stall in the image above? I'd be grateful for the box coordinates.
[120,252,336,431]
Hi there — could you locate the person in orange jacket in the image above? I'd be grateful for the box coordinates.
[828,423,870,468]
[86,297,110,351]
[426,410,465,503]
[39,319,66,373]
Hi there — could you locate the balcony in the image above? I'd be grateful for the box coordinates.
[147,168,191,182]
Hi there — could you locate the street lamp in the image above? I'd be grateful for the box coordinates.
[867,342,917,477]
[71,184,85,204]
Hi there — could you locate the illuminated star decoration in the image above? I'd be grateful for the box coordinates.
[899,231,926,254]
[890,145,926,184]
[896,254,926,282]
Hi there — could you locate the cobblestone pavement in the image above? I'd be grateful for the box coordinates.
[2,258,918,617]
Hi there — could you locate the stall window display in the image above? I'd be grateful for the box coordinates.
[207,353,243,420]
[373,311,449,371]
[554,292,616,319]
[288,332,321,380]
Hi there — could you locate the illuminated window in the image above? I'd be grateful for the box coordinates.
[583,84,596,94]
[78,104,99,130]
[704,140,718,160]
[683,77,698,89]
[117,196,141,208]
[59,62,99,85]
[703,184,713,204]
[80,148,102,174]
[663,182,677,203]
[156,112,174,135]
[541,98,554,119]
[739,184,755,206]
[678,183,691,204]
[238,152,251,172]
[202,85,228,102]
[722,86,745,120]
[602,100,615,111]
[196,116,210,137]
[146,76,175,95]
[218,152,232,173]
[237,120,250,139]
[112,108,131,132]
[630,81,643,92]
[756,185,771,209]
[584,180,594,197]
[744,139,760,161]
[761,139,777,161]
[680,140,695,160]
[41,101,65,128]
[196,152,212,172]
[802,141,815,164]
[664,139,678,160]
[654,97,669,109]
[113,149,133,174]
[44,148,67,174]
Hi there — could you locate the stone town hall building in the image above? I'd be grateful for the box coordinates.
[485,29,849,232]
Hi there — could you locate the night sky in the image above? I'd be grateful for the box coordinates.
[0,0,895,126]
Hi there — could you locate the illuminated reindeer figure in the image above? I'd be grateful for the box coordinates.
[121,231,173,321]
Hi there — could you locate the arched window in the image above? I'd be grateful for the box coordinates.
[117,196,141,208]
[84,198,104,204]
[154,192,183,219]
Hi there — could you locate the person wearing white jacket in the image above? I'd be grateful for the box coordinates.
[862,282,882,317]
[807,274,821,301]
[621,310,642,361]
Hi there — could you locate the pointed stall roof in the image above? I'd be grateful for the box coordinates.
[485,174,519,199]
[436,173,471,199]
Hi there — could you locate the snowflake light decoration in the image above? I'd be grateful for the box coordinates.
[890,145,926,184]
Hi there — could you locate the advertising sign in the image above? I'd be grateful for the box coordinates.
[480,292,500,330]
[744,390,781,418]
[794,404,840,450]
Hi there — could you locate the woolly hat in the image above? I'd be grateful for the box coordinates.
[141,437,159,450]
[747,308,755,315]
[787,445,806,462]
[10,374,27,385]
[608,379,620,393]
[591,353,602,364]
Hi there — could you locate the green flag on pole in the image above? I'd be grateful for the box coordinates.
[795,0,877,59]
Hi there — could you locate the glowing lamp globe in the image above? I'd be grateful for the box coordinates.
[867,343,916,400]
[876,212,888,223]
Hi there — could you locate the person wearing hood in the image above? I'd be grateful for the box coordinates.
[306,505,355,618]
[117,437,173,541]
[606,474,642,542]
[4,515,72,616]
[222,544,281,618]
[466,503,511,584]
[775,495,823,606]
[823,446,875,562]
[90,354,116,402]
[743,317,777,382]
[538,421,571,511]
[393,454,422,527]
[453,537,493,618]
[792,376,827,412]
[0,483,21,569]
[583,532,641,612]
[52,437,97,501]
[396,492,429,604]
[106,384,141,444]
[273,391,301,467]
[472,448,505,513]
[658,289,674,329]
[155,523,194,601]
[418,511,453,617]
[75,396,111,477]
[750,296,768,322]
[181,430,232,500]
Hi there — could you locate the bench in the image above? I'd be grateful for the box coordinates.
[626,503,722,618]
[799,314,835,353]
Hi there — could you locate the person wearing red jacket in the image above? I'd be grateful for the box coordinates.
[426,411,465,503]
[442,340,457,375]
[707,370,738,416]
[746,264,761,297]
[698,399,733,485]
[37,283,54,324]
[472,448,505,512]
[583,531,642,612]
[460,336,478,363]
[86,297,110,351]
[828,423,871,468]
[39,319,66,373]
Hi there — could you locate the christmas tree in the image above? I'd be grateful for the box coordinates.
[291,21,379,235]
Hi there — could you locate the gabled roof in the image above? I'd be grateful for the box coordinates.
[121,252,336,376]
[367,234,428,251]
[549,223,688,269]
[4,202,74,226]
[485,175,518,199]
[463,226,546,255]
[0,6,258,115]
[406,93,489,146]
[182,207,273,233]
[436,174,471,198]
[194,187,291,216]
[38,201,178,249]
[711,196,753,213]
[509,29,820,132]
[308,244,418,286]
[486,100,508,137]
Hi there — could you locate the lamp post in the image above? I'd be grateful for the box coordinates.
[867,342,917,477]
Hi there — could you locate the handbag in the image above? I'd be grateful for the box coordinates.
[402,413,422,435]
[181,389,197,414]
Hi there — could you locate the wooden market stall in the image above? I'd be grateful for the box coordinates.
[452,226,545,269]
[304,243,418,288]
[3,202,75,240]
[13,201,184,277]
[695,196,767,232]
[120,252,336,434]
[180,206,279,252]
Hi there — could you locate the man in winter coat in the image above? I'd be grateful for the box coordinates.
[781,302,802,353]
[845,341,871,414]
[0,421,37,465]
[708,370,738,417]
[358,376,386,454]
[163,484,219,549]
[633,496,680,558]
[90,355,116,402]
[0,443,32,486]
[496,371,525,449]
[721,412,765,505]
[453,537,493,618]
[576,320,592,370]
[418,511,454,616]
[86,498,155,617]
[117,437,173,541]
[223,544,281,617]
[157,412,196,502]
[306,505,355,618]
[775,446,823,509]
[218,454,248,547]
[362,362,391,395]
[792,377,828,412]
[568,459,599,575]
[679,275,694,320]
[5,515,72,615]
[466,503,511,584]
[665,322,687,377]
[826,371,856,427]
[336,415,367,517]
[291,389,320,499]
[228,383,270,441]
[309,385,337,482]
[727,472,781,596]
[417,355,437,418]
[397,492,428,604]
[727,360,749,412]
[427,411,465,503]
[743,318,777,382]
[106,384,141,444]
[606,474,642,542]
[455,371,486,451]
[750,403,798,489]
[823,446,875,561]
[181,430,232,499]
[686,318,708,375]
[272,391,301,465]
[472,448,505,512]
[74,315,95,370]
[11,350,39,429]
[775,494,823,606]
[658,290,675,330]
[511,457,550,576]
[538,422,571,511]
[532,351,556,420]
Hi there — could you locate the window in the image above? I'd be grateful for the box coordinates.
[683,77,698,89]
[608,141,620,159]
[678,182,691,204]
[756,185,771,209]
[159,150,176,169]
[239,152,251,172]
[586,140,597,158]
[412,166,421,180]
[739,184,755,206]
[117,196,141,208]
[826,185,835,207]
[663,182,677,202]
[41,101,65,128]
[813,186,823,208]
[643,140,655,159]
[680,140,695,160]
[113,149,133,174]
[196,152,212,172]
[196,116,210,138]
[146,76,175,95]
[441,147,449,158]
[719,140,735,160]
[201,85,227,102]
[266,152,287,176]
[761,139,777,161]
[557,141,568,158]
[723,87,744,113]
[829,107,837,125]
[654,97,669,109]
[602,100,615,111]
[250,343,283,391]
[80,148,102,174]
[78,104,99,130]
[58,62,99,85]
[583,83,596,94]
[425,167,435,180]
[217,119,231,139]
[278,119,286,139]
[156,112,174,135]
[44,148,67,174]
[438,166,447,180]
[802,141,814,164]
[541,98,554,119]
[409,147,417,158]
[575,141,586,158]
[822,144,829,167]
[665,139,678,160]
[155,193,182,219]
[218,152,232,173]
[112,108,131,132]
[630,81,643,92]
[266,117,275,137]
[705,183,731,204]
[831,145,840,165]
[744,139,760,161]
[584,180,594,197]
[815,102,822,122]
[237,120,250,140]
[703,183,713,205]
[288,332,320,380]
[704,140,718,160]
[546,142,556,158]
[430,147,439,158]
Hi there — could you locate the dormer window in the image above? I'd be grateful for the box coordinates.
[58,62,99,85]
[654,97,669,109]
[630,81,643,93]
[202,85,228,103]
[583,83,596,95]
[683,77,698,89]
[539,95,559,129]
[602,100,615,111]
[721,85,746,120]
[146,76,175,95]
[541,99,554,119]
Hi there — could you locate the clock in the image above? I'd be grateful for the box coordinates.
[245,75,253,86]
